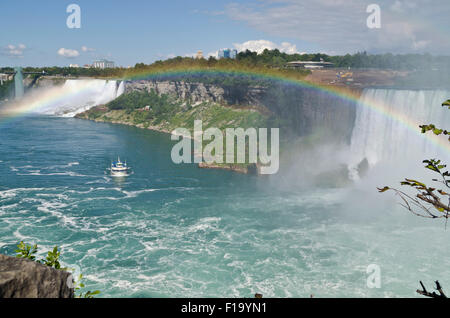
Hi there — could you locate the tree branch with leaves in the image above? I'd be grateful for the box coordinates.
[378,100,450,221]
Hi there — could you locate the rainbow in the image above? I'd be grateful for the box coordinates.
[123,68,450,154]
[0,80,96,123]
[0,67,449,155]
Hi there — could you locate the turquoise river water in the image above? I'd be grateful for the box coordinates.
[1,115,449,297]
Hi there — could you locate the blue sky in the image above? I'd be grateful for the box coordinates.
[1,0,449,67]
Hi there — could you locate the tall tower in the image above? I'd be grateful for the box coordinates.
[14,67,24,99]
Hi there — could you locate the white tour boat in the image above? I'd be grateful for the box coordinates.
[110,157,130,177]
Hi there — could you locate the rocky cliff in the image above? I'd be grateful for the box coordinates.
[124,80,359,143]
[124,80,267,107]
[0,254,74,298]
[125,80,226,104]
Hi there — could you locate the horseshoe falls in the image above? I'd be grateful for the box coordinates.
[349,89,450,179]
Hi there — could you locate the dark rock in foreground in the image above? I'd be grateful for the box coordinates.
[0,254,74,298]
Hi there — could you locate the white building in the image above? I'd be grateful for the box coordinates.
[285,60,334,69]
[93,59,115,69]
[0,73,9,85]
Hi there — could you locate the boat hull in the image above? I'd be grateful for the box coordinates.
[111,170,129,177]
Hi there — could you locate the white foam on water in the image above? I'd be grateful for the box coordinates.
[187,217,221,233]
[0,187,58,200]
[17,171,87,177]
[121,188,159,198]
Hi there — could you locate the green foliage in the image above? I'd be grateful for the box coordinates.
[107,89,177,115]
[13,242,100,298]
[419,124,449,141]
[86,107,107,120]
[419,102,449,142]
[15,241,38,261]
[423,159,449,176]
[443,100,450,109]
[42,246,62,269]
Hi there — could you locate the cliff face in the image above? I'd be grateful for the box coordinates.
[124,80,359,143]
[24,76,66,89]
[125,80,226,104]
[125,80,267,107]
[0,254,74,298]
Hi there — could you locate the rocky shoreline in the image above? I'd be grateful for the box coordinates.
[198,162,259,175]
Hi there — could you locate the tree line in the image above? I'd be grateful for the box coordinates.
[2,50,448,79]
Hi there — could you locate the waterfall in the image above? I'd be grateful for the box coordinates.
[117,81,125,97]
[349,89,450,179]
[35,79,124,117]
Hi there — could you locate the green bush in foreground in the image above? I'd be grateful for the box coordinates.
[15,241,100,298]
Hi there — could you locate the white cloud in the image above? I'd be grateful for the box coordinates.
[225,0,450,54]
[390,0,417,13]
[3,44,26,57]
[233,40,300,54]
[57,48,80,58]
[81,46,95,52]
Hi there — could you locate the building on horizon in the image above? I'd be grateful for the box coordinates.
[69,64,79,68]
[195,51,204,59]
[93,59,115,69]
[285,60,334,69]
[218,48,237,59]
